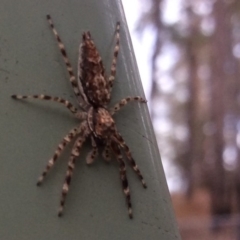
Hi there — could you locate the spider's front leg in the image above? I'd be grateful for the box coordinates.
[36,126,78,185]
[37,122,87,185]
[86,136,98,165]
[58,131,89,217]
[102,140,111,162]
[111,141,133,218]
[113,131,147,188]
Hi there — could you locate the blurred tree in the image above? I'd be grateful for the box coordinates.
[137,0,240,234]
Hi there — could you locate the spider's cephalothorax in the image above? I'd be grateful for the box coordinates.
[90,108,115,137]
[12,15,147,219]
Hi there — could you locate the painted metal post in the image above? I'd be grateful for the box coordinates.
[0,0,181,239]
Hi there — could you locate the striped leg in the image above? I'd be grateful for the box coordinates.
[102,140,111,162]
[113,132,147,188]
[77,43,91,106]
[110,97,146,115]
[37,126,79,186]
[58,136,86,216]
[108,22,120,92]
[46,15,87,107]
[111,141,132,218]
[11,94,86,119]
[86,136,98,165]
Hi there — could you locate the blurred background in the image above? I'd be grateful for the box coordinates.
[122,0,240,239]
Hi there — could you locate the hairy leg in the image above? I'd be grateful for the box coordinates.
[102,140,111,162]
[86,136,98,165]
[12,94,86,119]
[113,132,147,188]
[108,22,120,92]
[46,15,87,107]
[111,141,132,218]
[37,122,88,185]
[110,96,146,115]
[36,127,78,185]
[58,134,87,216]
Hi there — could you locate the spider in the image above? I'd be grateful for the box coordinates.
[12,15,147,218]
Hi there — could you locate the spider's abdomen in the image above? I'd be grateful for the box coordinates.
[79,32,110,107]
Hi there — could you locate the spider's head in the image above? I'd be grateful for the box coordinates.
[93,108,115,138]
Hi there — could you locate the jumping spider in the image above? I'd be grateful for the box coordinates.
[12,15,147,218]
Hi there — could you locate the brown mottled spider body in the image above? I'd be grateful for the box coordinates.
[80,31,111,107]
[12,15,147,218]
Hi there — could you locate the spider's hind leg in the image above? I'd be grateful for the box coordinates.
[46,15,86,108]
[108,22,120,93]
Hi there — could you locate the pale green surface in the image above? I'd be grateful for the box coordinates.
[0,0,181,239]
